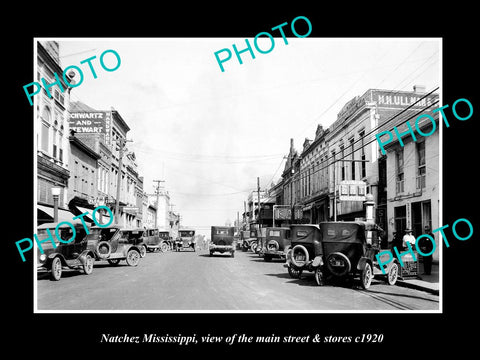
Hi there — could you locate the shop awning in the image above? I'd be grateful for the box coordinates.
[37,205,77,223]
[73,205,111,223]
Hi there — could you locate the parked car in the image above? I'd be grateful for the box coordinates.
[143,228,161,252]
[263,227,291,262]
[175,229,196,251]
[36,221,94,281]
[241,229,258,252]
[210,226,235,257]
[317,221,399,289]
[86,225,142,266]
[285,224,323,279]
[122,228,147,258]
[159,230,173,251]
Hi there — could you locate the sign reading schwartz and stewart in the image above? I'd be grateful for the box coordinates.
[68,111,112,145]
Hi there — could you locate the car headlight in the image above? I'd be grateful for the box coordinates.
[39,254,46,262]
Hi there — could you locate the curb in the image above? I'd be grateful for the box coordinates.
[396,279,439,295]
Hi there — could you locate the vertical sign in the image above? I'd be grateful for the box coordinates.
[406,202,412,229]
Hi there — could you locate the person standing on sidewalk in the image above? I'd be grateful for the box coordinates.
[402,228,416,249]
[418,226,434,275]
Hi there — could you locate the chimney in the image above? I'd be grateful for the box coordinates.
[413,85,426,94]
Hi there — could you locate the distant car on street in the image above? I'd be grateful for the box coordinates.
[175,229,196,251]
[86,225,142,267]
[210,226,235,257]
[36,221,94,281]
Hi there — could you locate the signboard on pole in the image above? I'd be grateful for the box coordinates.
[338,180,367,201]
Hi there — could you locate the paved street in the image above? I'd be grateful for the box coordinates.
[37,248,439,311]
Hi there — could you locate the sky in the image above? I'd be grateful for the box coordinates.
[51,37,440,236]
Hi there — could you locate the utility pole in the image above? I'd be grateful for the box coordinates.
[257,177,261,227]
[114,137,132,225]
[153,179,165,228]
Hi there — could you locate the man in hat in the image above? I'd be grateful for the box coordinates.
[418,225,434,275]
[402,228,416,249]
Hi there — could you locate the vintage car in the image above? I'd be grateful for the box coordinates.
[241,229,258,252]
[36,221,95,281]
[175,229,196,251]
[285,224,323,279]
[210,226,235,257]
[159,230,173,251]
[86,225,142,266]
[122,228,147,258]
[144,229,173,252]
[263,227,291,261]
[143,228,161,252]
[316,221,399,289]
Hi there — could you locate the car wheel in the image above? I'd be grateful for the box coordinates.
[250,242,258,253]
[50,257,62,281]
[287,266,303,279]
[314,267,325,286]
[361,262,373,289]
[387,262,399,285]
[160,242,169,252]
[126,249,141,266]
[291,245,310,268]
[108,259,121,266]
[96,241,111,259]
[326,252,351,277]
[83,255,94,275]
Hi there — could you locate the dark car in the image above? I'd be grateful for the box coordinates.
[36,221,95,281]
[285,224,323,279]
[241,229,258,252]
[143,228,161,252]
[122,228,147,258]
[210,226,235,257]
[175,229,196,251]
[86,225,142,266]
[159,231,172,249]
[316,221,399,289]
[263,227,291,262]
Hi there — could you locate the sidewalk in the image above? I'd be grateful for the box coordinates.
[396,261,439,295]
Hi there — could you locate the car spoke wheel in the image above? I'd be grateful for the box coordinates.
[126,249,140,266]
[387,263,399,285]
[139,245,147,258]
[108,259,121,266]
[314,268,325,286]
[288,266,303,279]
[250,242,258,253]
[361,263,373,289]
[160,242,169,252]
[83,255,94,275]
[50,257,62,281]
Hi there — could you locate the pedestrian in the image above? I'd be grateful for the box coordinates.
[391,231,402,251]
[418,225,434,275]
[402,228,416,249]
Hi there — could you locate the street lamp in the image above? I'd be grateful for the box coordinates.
[51,187,61,223]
